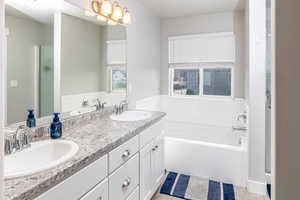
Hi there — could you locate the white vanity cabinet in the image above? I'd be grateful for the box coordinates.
[35,120,165,200]
[140,131,165,200]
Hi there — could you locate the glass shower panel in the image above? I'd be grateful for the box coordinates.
[39,45,54,117]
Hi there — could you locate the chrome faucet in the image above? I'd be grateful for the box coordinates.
[94,99,107,111]
[5,125,32,155]
[82,99,89,107]
[114,100,128,115]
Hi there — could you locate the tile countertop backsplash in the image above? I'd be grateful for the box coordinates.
[4,108,166,200]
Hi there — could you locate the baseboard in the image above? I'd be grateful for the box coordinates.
[247,180,267,195]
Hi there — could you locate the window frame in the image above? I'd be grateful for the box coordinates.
[108,65,127,93]
[169,64,234,99]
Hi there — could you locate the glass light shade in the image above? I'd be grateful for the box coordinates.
[107,19,117,25]
[122,9,131,25]
[91,0,101,13]
[97,15,107,22]
[85,10,96,17]
[100,0,113,16]
[111,3,123,20]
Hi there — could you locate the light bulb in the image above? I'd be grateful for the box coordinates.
[107,19,117,25]
[97,15,107,22]
[122,8,131,25]
[111,2,123,20]
[85,10,96,17]
[100,0,113,16]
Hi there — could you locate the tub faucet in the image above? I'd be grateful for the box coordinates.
[237,112,247,123]
[232,126,248,131]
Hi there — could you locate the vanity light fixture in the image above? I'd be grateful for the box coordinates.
[111,2,123,21]
[89,0,131,25]
[122,8,131,25]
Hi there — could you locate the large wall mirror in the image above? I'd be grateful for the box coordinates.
[4,1,127,127]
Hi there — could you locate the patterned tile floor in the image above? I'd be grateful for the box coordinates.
[152,186,269,200]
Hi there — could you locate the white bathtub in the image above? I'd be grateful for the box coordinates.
[164,121,248,186]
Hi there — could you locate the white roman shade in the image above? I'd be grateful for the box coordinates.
[107,40,127,65]
[169,32,235,64]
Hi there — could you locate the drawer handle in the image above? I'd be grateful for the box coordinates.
[122,150,130,158]
[122,178,131,188]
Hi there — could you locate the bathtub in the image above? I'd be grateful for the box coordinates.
[164,121,248,186]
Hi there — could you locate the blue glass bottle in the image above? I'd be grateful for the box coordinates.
[50,113,62,139]
[26,109,36,128]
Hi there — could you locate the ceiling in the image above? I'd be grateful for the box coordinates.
[139,0,245,19]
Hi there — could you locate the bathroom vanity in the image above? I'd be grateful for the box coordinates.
[4,110,166,200]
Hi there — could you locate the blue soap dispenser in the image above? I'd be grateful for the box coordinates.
[26,109,36,128]
[50,113,62,139]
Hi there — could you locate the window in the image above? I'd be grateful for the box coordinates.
[172,69,200,96]
[203,68,231,96]
[170,66,232,97]
[110,67,127,92]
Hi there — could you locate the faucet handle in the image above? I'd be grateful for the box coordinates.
[5,138,12,155]
[101,102,107,109]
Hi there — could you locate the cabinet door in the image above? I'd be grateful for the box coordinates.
[153,136,165,188]
[126,187,139,200]
[140,141,154,200]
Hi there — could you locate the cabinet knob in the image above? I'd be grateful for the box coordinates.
[122,178,131,188]
[97,197,102,200]
[122,150,130,158]
[155,145,159,149]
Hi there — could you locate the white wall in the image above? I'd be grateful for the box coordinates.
[137,95,246,127]
[247,0,266,194]
[123,0,161,108]
[160,12,246,98]
[0,0,4,198]
[274,0,300,199]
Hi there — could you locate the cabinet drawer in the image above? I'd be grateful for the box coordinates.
[140,120,163,148]
[126,187,139,200]
[80,178,108,200]
[109,136,139,173]
[36,155,108,200]
[109,154,139,200]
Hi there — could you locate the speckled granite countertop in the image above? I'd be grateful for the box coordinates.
[4,111,166,200]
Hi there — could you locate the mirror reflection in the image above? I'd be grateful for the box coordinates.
[5,5,54,125]
[5,3,127,127]
[60,13,127,115]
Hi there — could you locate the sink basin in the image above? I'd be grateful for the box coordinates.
[5,140,79,179]
[110,111,152,122]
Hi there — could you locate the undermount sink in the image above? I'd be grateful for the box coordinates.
[110,110,152,122]
[5,140,79,179]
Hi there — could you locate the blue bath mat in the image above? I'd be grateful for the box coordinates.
[160,172,236,200]
[267,184,271,198]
